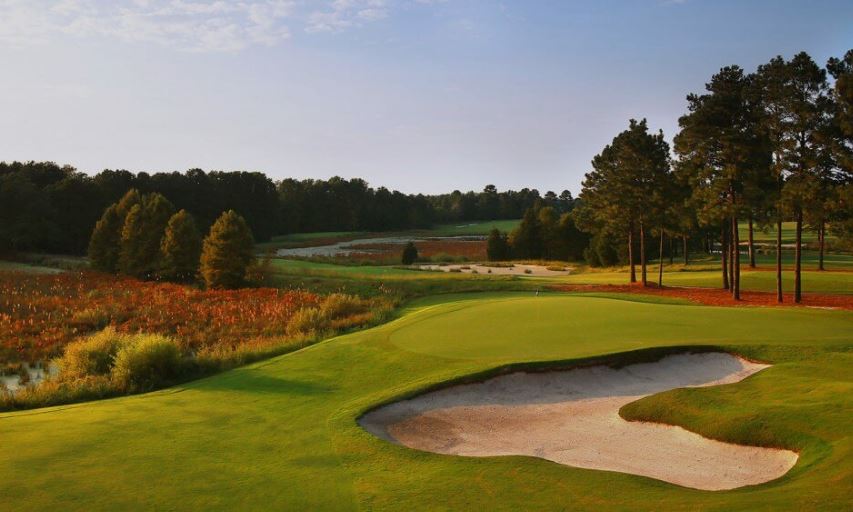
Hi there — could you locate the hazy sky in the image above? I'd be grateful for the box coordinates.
[1,1,851,194]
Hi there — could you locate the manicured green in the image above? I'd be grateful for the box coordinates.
[2,292,851,510]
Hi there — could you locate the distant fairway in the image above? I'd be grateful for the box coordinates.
[268,257,853,296]
[564,266,853,295]
[2,293,851,510]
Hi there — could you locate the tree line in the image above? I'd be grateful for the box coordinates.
[88,189,256,289]
[574,49,852,302]
[486,202,589,262]
[0,162,564,255]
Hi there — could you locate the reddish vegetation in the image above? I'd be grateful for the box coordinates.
[0,271,321,363]
[553,282,853,310]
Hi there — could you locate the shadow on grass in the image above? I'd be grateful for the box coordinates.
[193,370,336,395]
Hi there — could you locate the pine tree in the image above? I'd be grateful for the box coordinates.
[115,189,142,219]
[577,119,671,284]
[401,241,419,265]
[160,210,202,282]
[88,189,142,273]
[675,67,771,299]
[510,207,543,259]
[199,210,255,289]
[537,206,560,260]
[757,53,831,302]
[118,193,176,278]
[88,204,123,272]
[486,229,510,261]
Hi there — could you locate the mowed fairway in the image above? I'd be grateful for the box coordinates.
[1,293,851,510]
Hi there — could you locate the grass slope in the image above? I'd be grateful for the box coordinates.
[2,293,851,510]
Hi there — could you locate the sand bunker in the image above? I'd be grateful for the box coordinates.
[360,353,798,490]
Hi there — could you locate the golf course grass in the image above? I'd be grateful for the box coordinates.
[2,292,851,510]
[269,257,853,296]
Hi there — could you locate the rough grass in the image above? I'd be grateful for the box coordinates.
[1,292,850,510]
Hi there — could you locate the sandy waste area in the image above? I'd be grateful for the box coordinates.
[418,264,571,276]
[360,353,798,490]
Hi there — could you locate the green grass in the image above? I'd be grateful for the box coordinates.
[255,220,521,252]
[565,267,853,294]
[0,260,63,274]
[425,219,521,236]
[1,292,851,510]
[267,255,853,296]
[268,259,539,297]
[747,250,853,269]
[739,221,831,245]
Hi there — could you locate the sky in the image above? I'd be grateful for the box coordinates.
[1,1,851,195]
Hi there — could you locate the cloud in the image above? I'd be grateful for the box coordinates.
[0,0,435,52]
[305,0,390,33]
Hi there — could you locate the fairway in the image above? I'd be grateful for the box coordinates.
[2,293,851,510]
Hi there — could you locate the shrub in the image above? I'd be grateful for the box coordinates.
[111,334,183,391]
[401,241,419,265]
[70,307,112,331]
[58,327,128,380]
[287,307,327,335]
[319,293,365,319]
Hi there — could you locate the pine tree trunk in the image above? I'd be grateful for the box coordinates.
[668,234,674,265]
[818,220,825,271]
[721,224,729,290]
[658,229,664,287]
[776,217,783,303]
[640,222,647,286]
[683,235,688,265]
[628,226,636,284]
[726,221,735,291]
[795,209,802,303]
[748,215,756,268]
[732,214,740,300]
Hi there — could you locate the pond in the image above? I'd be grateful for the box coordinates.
[1,362,57,393]
[275,235,485,258]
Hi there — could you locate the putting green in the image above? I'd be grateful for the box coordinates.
[1,293,851,510]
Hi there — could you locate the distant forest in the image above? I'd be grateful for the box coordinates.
[0,161,573,255]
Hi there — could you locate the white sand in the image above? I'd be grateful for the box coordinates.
[418,264,571,276]
[359,353,798,490]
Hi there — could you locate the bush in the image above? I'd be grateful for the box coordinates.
[111,334,183,391]
[69,307,112,331]
[58,327,128,380]
[319,293,365,319]
[287,307,328,335]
